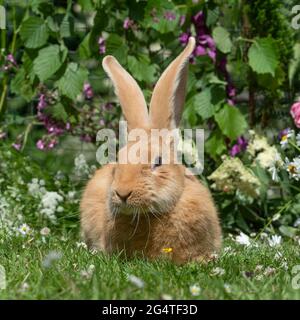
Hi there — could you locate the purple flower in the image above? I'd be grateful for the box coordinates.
[227,84,236,98]
[230,144,241,157]
[229,136,248,157]
[164,11,176,21]
[38,94,47,111]
[194,45,206,56]
[179,32,191,45]
[66,122,71,130]
[192,11,205,28]
[98,37,106,54]
[123,17,134,29]
[278,128,290,141]
[207,48,216,62]
[83,83,94,99]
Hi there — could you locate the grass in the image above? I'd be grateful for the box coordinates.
[0,232,300,300]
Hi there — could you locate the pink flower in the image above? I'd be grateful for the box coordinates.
[123,17,134,29]
[12,143,22,151]
[98,37,106,54]
[0,132,7,139]
[164,11,176,21]
[36,139,46,150]
[83,83,94,99]
[290,101,300,128]
[7,54,17,65]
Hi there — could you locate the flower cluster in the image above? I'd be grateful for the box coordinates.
[208,156,261,198]
[247,130,283,170]
[36,93,69,150]
[179,11,216,62]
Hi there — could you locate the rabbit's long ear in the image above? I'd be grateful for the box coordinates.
[102,56,149,131]
[149,37,195,129]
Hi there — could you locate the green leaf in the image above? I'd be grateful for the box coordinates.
[193,89,214,120]
[56,63,88,100]
[127,56,157,83]
[248,38,279,76]
[215,104,247,140]
[10,68,36,101]
[212,26,232,54]
[20,17,49,49]
[279,226,297,238]
[205,131,226,160]
[47,102,68,122]
[60,15,74,38]
[106,34,128,65]
[33,45,67,82]
[78,33,92,59]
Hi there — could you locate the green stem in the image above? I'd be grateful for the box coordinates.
[254,200,292,241]
[289,140,300,152]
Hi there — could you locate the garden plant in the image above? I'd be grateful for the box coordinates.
[0,0,300,300]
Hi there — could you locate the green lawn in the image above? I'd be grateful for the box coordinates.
[0,233,299,300]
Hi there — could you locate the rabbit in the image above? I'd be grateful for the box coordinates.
[80,37,222,264]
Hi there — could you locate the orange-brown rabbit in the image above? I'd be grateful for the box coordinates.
[80,37,221,264]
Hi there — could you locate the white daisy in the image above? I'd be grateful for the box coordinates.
[189,284,201,296]
[235,232,251,246]
[268,235,282,247]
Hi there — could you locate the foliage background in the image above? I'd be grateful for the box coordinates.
[0,0,300,236]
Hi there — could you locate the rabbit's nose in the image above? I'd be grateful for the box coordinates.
[115,190,132,203]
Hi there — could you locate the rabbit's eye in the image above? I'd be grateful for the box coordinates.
[152,156,162,169]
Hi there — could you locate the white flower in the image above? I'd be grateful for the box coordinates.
[211,267,225,276]
[268,235,282,247]
[263,267,276,276]
[254,265,264,272]
[74,154,90,177]
[40,227,51,236]
[76,242,88,250]
[42,251,62,268]
[284,157,300,181]
[27,178,46,196]
[296,133,300,147]
[224,283,232,293]
[40,191,63,222]
[189,284,201,296]
[18,223,31,236]
[294,218,300,227]
[235,232,251,246]
[80,264,95,279]
[19,282,30,293]
[149,42,161,52]
[127,274,144,288]
[161,294,173,300]
[280,129,294,149]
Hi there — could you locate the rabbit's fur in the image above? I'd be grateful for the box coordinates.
[80,37,222,263]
